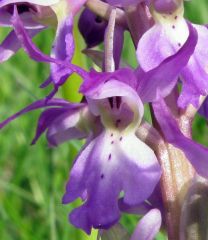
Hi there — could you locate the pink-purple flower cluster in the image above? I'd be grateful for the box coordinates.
[1,0,208,239]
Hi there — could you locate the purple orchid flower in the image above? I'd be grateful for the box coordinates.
[137,0,208,108]
[9,3,88,97]
[0,0,87,92]
[0,0,57,62]
[0,68,162,234]
[63,71,161,234]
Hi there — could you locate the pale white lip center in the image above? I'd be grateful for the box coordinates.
[153,4,189,48]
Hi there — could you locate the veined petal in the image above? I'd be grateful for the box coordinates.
[130,209,162,240]
[63,130,161,234]
[153,98,208,178]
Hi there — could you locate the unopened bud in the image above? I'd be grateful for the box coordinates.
[180,176,208,240]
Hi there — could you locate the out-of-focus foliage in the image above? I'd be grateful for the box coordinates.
[0,1,208,239]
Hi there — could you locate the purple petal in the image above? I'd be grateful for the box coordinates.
[119,198,152,215]
[136,22,198,103]
[80,68,138,96]
[31,107,70,145]
[130,209,162,240]
[0,98,71,129]
[46,106,89,146]
[50,15,74,84]
[179,24,208,108]
[0,8,16,27]
[0,6,45,29]
[63,131,161,233]
[119,184,164,216]
[0,28,41,62]
[137,12,189,71]
[153,98,208,178]
[11,6,88,79]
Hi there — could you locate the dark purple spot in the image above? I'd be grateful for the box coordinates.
[178,43,181,47]
[172,25,175,29]
[120,137,123,141]
[108,154,112,161]
[111,133,113,137]
[108,97,114,109]
[111,141,114,145]
[116,96,122,109]
[101,174,104,179]
[175,16,178,20]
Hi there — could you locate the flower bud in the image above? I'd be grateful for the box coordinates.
[78,8,107,48]
[180,176,208,240]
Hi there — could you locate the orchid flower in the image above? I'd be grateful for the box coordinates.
[0,0,58,62]
[7,2,88,98]
[64,71,161,234]
[137,0,208,108]
[0,67,162,234]
[0,0,86,90]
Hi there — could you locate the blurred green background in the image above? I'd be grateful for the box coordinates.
[0,1,208,240]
